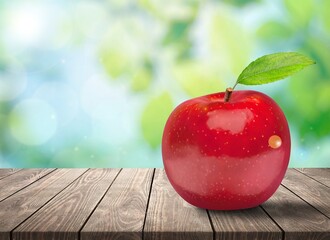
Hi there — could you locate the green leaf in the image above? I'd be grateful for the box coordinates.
[237,52,315,86]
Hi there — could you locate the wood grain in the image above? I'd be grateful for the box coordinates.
[81,168,154,240]
[13,168,121,240]
[209,206,282,240]
[296,168,330,187]
[282,169,330,218]
[0,169,21,180]
[0,168,328,239]
[0,169,87,240]
[143,169,213,240]
[0,169,55,202]
[262,185,330,240]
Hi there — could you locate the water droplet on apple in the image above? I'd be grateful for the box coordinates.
[268,135,282,149]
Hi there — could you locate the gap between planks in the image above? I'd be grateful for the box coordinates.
[77,168,123,240]
[8,169,89,240]
[281,169,330,220]
[142,169,156,240]
[0,169,56,203]
[12,169,121,240]
[295,168,330,188]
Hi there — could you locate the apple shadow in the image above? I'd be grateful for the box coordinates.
[205,199,327,224]
[261,199,327,222]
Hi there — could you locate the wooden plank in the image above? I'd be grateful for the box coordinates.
[144,169,213,240]
[296,168,330,187]
[0,169,87,240]
[262,185,330,240]
[0,169,55,202]
[282,169,330,218]
[0,169,21,180]
[209,207,282,240]
[13,168,121,240]
[81,168,154,240]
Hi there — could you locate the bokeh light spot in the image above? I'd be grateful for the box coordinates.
[6,5,45,46]
[34,82,78,126]
[9,99,57,145]
[0,59,26,101]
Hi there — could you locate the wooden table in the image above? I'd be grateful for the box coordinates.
[0,168,329,240]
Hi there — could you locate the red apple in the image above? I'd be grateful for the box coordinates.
[162,90,290,210]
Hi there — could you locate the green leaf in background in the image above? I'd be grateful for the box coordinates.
[316,81,330,112]
[257,21,293,41]
[283,0,314,27]
[162,20,193,59]
[209,9,252,76]
[172,60,225,97]
[163,21,191,45]
[306,38,330,77]
[288,66,320,120]
[320,0,330,32]
[286,42,330,140]
[237,52,315,86]
[138,0,200,22]
[293,75,330,140]
[130,66,152,92]
[223,0,260,7]
[100,47,132,79]
[141,92,173,148]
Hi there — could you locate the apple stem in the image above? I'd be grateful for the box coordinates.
[224,87,233,102]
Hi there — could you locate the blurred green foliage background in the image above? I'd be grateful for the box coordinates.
[0,0,329,167]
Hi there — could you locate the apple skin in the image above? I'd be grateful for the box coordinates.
[162,90,291,210]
